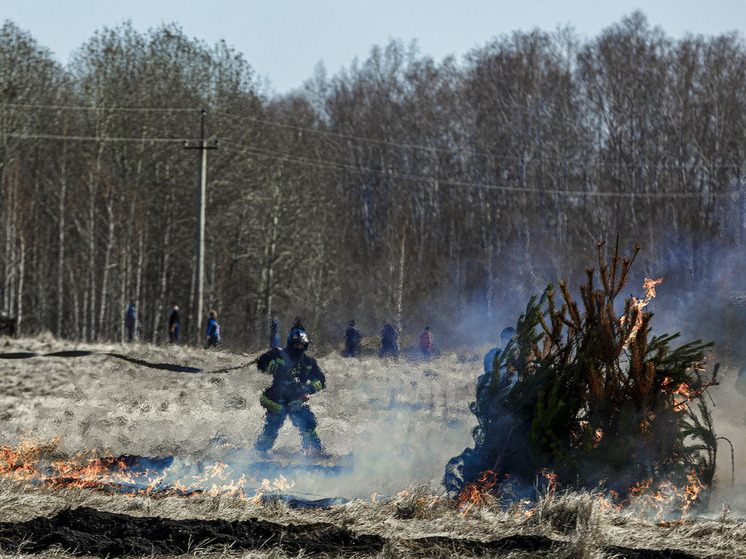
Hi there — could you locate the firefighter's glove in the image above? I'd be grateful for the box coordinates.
[260,395,283,414]
[288,399,306,412]
[263,360,281,375]
[303,380,323,395]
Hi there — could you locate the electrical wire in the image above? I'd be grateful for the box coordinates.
[4,103,200,113]
[224,142,730,199]
[8,102,742,171]
[0,132,187,143]
[0,103,740,198]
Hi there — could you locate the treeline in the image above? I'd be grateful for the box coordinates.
[1,12,745,351]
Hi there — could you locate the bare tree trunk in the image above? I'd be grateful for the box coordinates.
[395,230,405,330]
[2,167,15,314]
[56,153,67,338]
[136,232,144,337]
[187,246,196,343]
[86,164,97,341]
[258,180,281,324]
[2,162,25,319]
[15,233,24,332]
[121,175,140,342]
[68,268,81,339]
[97,196,115,340]
[153,213,172,343]
[486,240,495,321]
[119,246,128,343]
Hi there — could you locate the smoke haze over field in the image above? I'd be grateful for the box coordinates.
[0,337,479,500]
[0,331,744,516]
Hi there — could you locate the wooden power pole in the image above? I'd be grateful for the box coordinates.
[185,109,218,345]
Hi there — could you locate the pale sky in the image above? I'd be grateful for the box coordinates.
[2,1,744,95]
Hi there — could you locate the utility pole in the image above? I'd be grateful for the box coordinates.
[185,109,218,345]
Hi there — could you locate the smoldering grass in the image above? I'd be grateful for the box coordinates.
[387,484,448,520]
[2,336,746,558]
[522,489,606,559]
[524,489,597,535]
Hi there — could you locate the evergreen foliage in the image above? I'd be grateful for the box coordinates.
[454,239,718,500]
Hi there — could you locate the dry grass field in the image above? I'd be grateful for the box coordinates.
[0,334,745,558]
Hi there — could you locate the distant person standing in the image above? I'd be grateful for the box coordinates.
[206,310,220,348]
[737,364,746,398]
[483,327,516,375]
[379,322,399,358]
[125,301,138,342]
[291,315,305,333]
[168,302,180,343]
[344,320,362,357]
[419,325,434,360]
[269,312,281,348]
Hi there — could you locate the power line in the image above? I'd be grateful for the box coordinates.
[4,103,199,113]
[215,110,476,159]
[224,142,730,199]
[0,132,187,143]
[0,129,732,200]
[1,103,741,198]
[11,102,743,171]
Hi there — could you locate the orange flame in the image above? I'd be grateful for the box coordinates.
[0,437,707,520]
[0,438,298,502]
[455,470,501,515]
[623,277,663,346]
[452,466,704,521]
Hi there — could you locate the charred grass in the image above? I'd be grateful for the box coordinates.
[1,480,744,558]
[0,336,745,557]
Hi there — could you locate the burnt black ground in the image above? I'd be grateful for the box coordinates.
[0,507,701,558]
[0,506,385,556]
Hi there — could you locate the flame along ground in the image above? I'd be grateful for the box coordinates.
[0,437,343,504]
[452,468,706,522]
[0,292,744,522]
[0,436,712,522]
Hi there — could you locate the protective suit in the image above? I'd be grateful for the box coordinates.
[254,329,326,455]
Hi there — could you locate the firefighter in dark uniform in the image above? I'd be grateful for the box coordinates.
[254,328,327,456]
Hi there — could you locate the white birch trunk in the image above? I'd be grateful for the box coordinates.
[56,154,67,338]
[2,169,14,314]
[97,197,115,340]
[136,232,144,338]
[68,268,81,339]
[258,181,281,324]
[153,213,172,343]
[395,231,405,330]
[15,233,24,332]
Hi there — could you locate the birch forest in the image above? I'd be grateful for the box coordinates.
[1,12,745,351]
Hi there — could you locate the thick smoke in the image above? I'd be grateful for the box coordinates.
[0,340,479,502]
[4,218,746,513]
[637,235,746,504]
[396,229,746,513]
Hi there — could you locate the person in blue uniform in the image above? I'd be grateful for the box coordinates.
[254,328,327,457]
[379,322,399,358]
[125,301,138,342]
[482,327,516,375]
[344,320,362,357]
[205,310,220,347]
[269,312,281,348]
[168,302,180,343]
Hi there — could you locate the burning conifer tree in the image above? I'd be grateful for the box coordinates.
[447,240,718,505]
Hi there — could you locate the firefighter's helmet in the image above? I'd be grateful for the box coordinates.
[287,328,310,347]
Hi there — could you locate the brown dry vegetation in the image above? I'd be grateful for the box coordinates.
[0,335,745,558]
